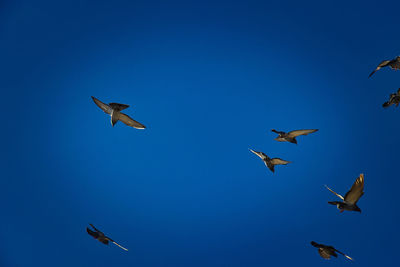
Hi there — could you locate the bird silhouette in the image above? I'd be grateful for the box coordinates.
[311,241,353,261]
[92,96,146,129]
[87,224,128,251]
[249,149,290,173]
[369,56,400,77]
[271,129,318,144]
[325,173,364,213]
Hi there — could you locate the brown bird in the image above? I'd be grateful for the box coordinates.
[92,96,146,129]
[369,56,400,78]
[311,241,353,261]
[271,129,318,144]
[383,88,400,108]
[249,149,290,173]
[87,224,128,251]
[325,173,364,213]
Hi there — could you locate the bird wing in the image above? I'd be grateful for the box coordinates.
[369,60,391,77]
[249,149,267,160]
[112,241,129,251]
[344,173,364,204]
[86,227,99,238]
[118,113,146,129]
[325,185,344,200]
[334,248,354,261]
[396,88,400,95]
[287,129,318,138]
[318,248,332,259]
[270,158,290,165]
[92,96,112,114]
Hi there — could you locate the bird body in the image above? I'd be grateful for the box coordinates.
[311,241,353,261]
[369,56,400,77]
[249,149,290,173]
[383,88,400,108]
[325,173,364,213]
[271,129,318,144]
[92,96,146,129]
[87,224,128,251]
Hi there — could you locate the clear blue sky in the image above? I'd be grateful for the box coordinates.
[1,0,400,266]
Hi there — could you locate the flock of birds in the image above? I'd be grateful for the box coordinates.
[85,55,400,262]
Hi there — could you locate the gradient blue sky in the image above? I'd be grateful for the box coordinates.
[1,0,400,266]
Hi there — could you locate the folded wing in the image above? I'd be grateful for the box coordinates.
[344,173,364,204]
[118,113,146,129]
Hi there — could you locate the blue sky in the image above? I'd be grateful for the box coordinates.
[1,0,400,266]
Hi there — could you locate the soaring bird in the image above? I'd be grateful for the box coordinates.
[86,224,128,251]
[325,173,364,213]
[369,56,400,78]
[91,96,146,129]
[310,241,353,261]
[271,129,318,144]
[249,149,290,173]
[383,88,400,108]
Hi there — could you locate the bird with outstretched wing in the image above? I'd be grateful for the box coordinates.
[91,96,146,129]
[369,56,400,77]
[325,174,364,212]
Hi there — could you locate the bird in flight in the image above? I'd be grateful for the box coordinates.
[310,241,353,261]
[325,173,364,213]
[249,149,290,173]
[369,56,400,78]
[383,88,400,108]
[91,96,146,129]
[86,224,128,251]
[271,129,318,144]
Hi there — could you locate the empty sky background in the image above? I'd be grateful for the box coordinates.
[1,0,400,266]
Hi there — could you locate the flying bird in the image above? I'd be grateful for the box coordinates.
[91,96,146,129]
[311,241,353,261]
[369,56,400,78]
[271,129,318,144]
[325,173,364,213]
[383,88,400,108]
[249,149,290,173]
[86,224,128,251]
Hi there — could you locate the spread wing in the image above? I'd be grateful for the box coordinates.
[270,158,290,165]
[325,185,344,200]
[118,113,146,129]
[249,149,268,161]
[92,96,112,114]
[287,129,318,138]
[344,173,364,204]
[112,241,129,251]
[334,248,354,261]
[369,60,391,77]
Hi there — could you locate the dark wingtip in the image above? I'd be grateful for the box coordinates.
[311,241,318,247]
